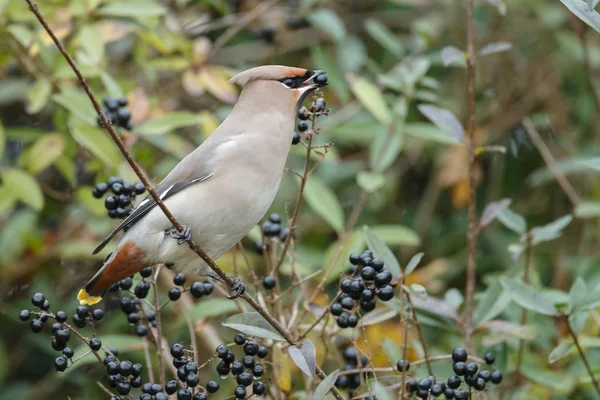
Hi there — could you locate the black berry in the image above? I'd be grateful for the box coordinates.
[263,275,276,289]
[452,347,468,363]
[32,293,45,307]
[396,359,410,372]
[257,346,269,358]
[173,273,186,286]
[490,370,502,384]
[168,287,181,301]
[206,380,220,393]
[19,310,31,321]
[244,341,259,356]
[234,334,246,345]
[235,385,247,398]
[484,352,495,364]
[377,285,394,301]
[54,356,68,372]
[236,372,253,386]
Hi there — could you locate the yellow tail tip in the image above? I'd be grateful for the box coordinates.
[77,289,103,305]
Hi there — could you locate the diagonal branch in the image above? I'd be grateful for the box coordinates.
[25,2,343,398]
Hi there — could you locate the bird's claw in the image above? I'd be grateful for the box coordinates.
[209,273,246,299]
[166,225,192,245]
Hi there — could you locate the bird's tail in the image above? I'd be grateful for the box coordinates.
[78,240,146,305]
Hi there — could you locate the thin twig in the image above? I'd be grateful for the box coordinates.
[565,314,600,396]
[142,337,156,383]
[515,232,533,385]
[522,117,581,207]
[151,266,166,386]
[399,278,409,398]
[578,25,600,141]
[406,293,433,377]
[338,354,486,376]
[464,0,479,353]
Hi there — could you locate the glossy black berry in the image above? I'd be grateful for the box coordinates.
[360,266,376,281]
[234,334,246,345]
[231,361,244,375]
[91,309,104,321]
[263,276,276,290]
[335,375,349,388]
[484,352,495,364]
[30,318,44,333]
[349,252,361,264]
[89,337,101,351]
[55,311,67,323]
[19,310,31,321]
[340,296,354,310]
[224,351,235,364]
[291,131,301,145]
[336,313,349,328]
[348,314,359,327]
[349,279,364,295]
[251,364,264,377]
[330,303,343,316]
[62,347,74,358]
[371,258,384,271]
[133,182,146,194]
[165,380,178,394]
[298,106,310,120]
[140,394,152,400]
[192,393,207,400]
[374,270,392,287]
[184,362,198,375]
[474,377,486,390]
[177,389,192,400]
[311,98,326,112]
[340,279,353,294]
[447,375,461,389]
[416,389,429,399]
[454,389,467,399]
[203,282,213,295]
[431,383,444,396]
[140,267,153,278]
[134,281,150,298]
[216,361,230,376]
[257,346,269,358]
[187,373,199,387]
[106,362,120,376]
[377,285,395,301]
[168,287,181,301]
[236,372,253,387]
[32,293,45,307]
[453,362,466,376]
[406,379,418,392]
[242,355,255,369]
[105,195,118,210]
[206,381,219,393]
[396,359,410,372]
[452,347,468,363]
[190,282,205,298]
[444,388,455,399]
[173,273,186,286]
[55,329,70,344]
[360,298,376,312]
[418,377,432,390]
[314,72,328,86]
[244,341,259,356]
[216,344,229,358]
[170,344,184,359]
[116,381,131,395]
[464,374,477,387]
[253,380,266,396]
[297,120,309,132]
[465,362,478,376]
[54,356,68,372]
[490,370,502,384]
[135,324,148,337]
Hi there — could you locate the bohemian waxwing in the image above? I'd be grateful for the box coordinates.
[78,65,328,305]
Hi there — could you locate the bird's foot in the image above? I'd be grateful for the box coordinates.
[209,272,246,299]
[165,225,192,245]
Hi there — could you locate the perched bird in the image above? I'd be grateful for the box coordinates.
[78,65,327,305]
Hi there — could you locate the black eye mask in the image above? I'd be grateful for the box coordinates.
[279,70,315,89]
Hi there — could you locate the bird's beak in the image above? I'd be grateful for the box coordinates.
[302,70,328,89]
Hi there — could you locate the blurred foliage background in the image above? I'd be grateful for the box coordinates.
[1,0,600,399]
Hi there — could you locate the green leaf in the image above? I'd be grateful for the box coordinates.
[53,86,96,125]
[313,369,339,400]
[311,47,350,102]
[288,340,316,379]
[0,209,37,264]
[500,278,557,316]
[336,35,366,73]
[568,277,587,314]
[520,365,574,393]
[417,104,464,141]
[474,281,511,325]
[363,226,401,279]
[360,307,398,326]
[381,338,403,364]
[71,124,121,167]
[323,231,365,283]
[369,126,403,172]
[303,177,345,233]
[480,198,512,228]
[26,79,52,114]
[101,72,124,98]
[99,0,167,17]
[531,215,573,245]
[441,46,466,67]
[364,19,403,57]
[571,289,600,312]
[307,9,346,41]
[78,25,104,65]
[580,157,600,171]
[179,298,239,325]
[496,207,527,234]
[404,123,461,145]
[26,133,65,174]
[478,320,537,340]
[560,0,600,33]
[222,312,285,341]
[356,171,386,193]
[404,252,424,277]
[349,75,392,125]
[548,342,575,364]
[372,382,395,400]
[0,119,5,157]
[574,201,600,218]
[137,112,203,135]
[0,168,44,211]
[7,24,34,47]
[367,225,420,246]
[77,187,108,217]
[479,42,512,56]
[353,378,402,399]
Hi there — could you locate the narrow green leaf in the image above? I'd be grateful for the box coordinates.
[363,226,401,279]
[100,72,124,98]
[53,86,96,125]
[367,225,420,246]
[71,124,121,167]
[441,46,466,67]
[26,79,52,114]
[137,112,203,135]
[474,281,511,325]
[369,125,403,172]
[568,277,587,314]
[500,278,557,316]
[307,9,346,41]
[181,298,239,324]
[580,157,600,171]
[418,104,464,141]
[349,75,392,125]
[323,231,365,283]
[548,342,575,364]
[356,171,386,193]
[364,19,403,57]
[0,209,37,264]
[26,133,65,174]
[531,215,573,245]
[404,252,424,277]
[574,201,600,218]
[78,25,104,65]
[480,198,512,228]
[479,42,512,56]
[336,35,366,73]
[303,177,345,233]
[404,123,461,145]
[313,369,339,400]
[222,312,285,341]
[560,0,600,33]
[1,168,44,211]
[99,0,167,17]
[496,207,527,234]
[311,47,350,102]
[288,340,317,379]
[380,338,403,364]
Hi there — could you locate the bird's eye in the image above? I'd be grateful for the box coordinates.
[282,78,296,88]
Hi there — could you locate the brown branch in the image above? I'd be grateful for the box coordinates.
[338,354,486,376]
[565,314,600,396]
[515,233,533,385]
[24,2,343,398]
[522,117,581,207]
[463,0,478,353]
[151,267,166,386]
[406,293,433,377]
[578,25,600,142]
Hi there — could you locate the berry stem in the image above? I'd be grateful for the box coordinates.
[515,232,533,385]
[151,267,166,386]
[463,0,479,354]
[406,292,434,377]
[142,337,156,383]
[336,354,486,376]
[565,314,600,396]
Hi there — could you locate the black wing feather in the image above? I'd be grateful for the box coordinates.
[92,175,212,255]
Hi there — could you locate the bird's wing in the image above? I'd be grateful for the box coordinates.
[92,174,213,255]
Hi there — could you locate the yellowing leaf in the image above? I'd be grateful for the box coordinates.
[1,168,44,211]
[27,133,65,174]
[26,79,52,114]
[273,346,291,393]
[182,70,206,97]
[349,74,392,125]
[137,112,203,135]
[201,66,238,104]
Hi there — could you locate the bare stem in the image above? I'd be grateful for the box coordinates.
[338,354,486,376]
[515,233,533,385]
[565,314,600,396]
[464,0,478,353]
[151,267,166,386]
[406,293,433,376]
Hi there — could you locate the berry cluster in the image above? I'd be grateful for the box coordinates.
[93,176,146,219]
[103,350,146,398]
[110,267,214,337]
[330,250,396,328]
[334,347,369,393]
[213,334,268,398]
[18,293,105,373]
[398,348,503,399]
[166,343,219,400]
[97,96,133,131]
[293,96,327,145]
[255,213,291,255]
